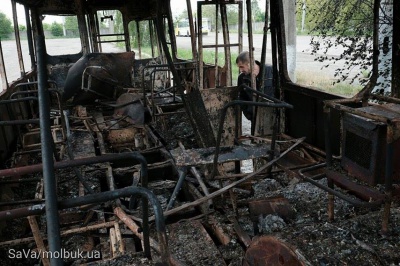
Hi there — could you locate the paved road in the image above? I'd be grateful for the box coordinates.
[1,33,357,91]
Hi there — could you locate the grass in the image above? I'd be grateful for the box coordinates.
[296,70,362,97]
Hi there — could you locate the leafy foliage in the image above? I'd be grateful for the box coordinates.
[302,0,392,89]
[0,12,13,39]
[50,22,63,37]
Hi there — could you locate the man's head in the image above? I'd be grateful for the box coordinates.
[236,51,259,76]
[236,51,251,74]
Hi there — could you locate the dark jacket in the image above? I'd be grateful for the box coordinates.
[237,61,274,120]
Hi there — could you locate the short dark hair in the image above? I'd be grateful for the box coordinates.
[236,51,250,64]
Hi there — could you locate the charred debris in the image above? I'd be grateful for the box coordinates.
[0,0,399,265]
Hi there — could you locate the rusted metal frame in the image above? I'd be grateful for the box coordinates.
[323,100,399,226]
[213,3,220,86]
[178,142,212,203]
[382,137,394,234]
[149,68,182,110]
[36,34,62,266]
[75,0,90,54]
[246,0,258,134]
[0,119,39,126]
[270,0,286,151]
[148,20,155,57]
[276,162,325,181]
[122,14,131,52]
[150,68,176,101]
[0,177,41,184]
[280,133,327,158]
[166,167,188,211]
[0,199,44,207]
[28,216,50,266]
[393,0,400,98]
[63,110,95,194]
[151,137,305,221]
[28,169,50,266]
[0,151,150,243]
[0,187,171,265]
[81,66,118,100]
[11,83,67,139]
[0,39,8,90]
[212,84,293,178]
[0,97,39,153]
[298,163,385,208]
[91,38,125,43]
[187,0,197,62]
[325,101,395,127]
[164,5,177,63]
[135,21,142,58]
[11,0,25,77]
[12,82,40,134]
[272,0,291,84]
[104,167,125,257]
[251,0,270,135]
[94,11,102,52]
[0,220,120,248]
[23,5,35,69]
[155,3,217,148]
[141,62,192,106]
[0,95,61,161]
[245,0,254,89]
[114,207,182,266]
[97,32,126,37]
[0,152,148,183]
[370,94,400,104]
[202,43,240,49]
[220,3,232,86]
[88,9,100,52]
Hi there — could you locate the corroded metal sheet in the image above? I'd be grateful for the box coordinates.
[170,143,271,166]
[243,236,304,266]
[201,86,239,147]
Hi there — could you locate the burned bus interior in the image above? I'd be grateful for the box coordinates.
[0,0,399,265]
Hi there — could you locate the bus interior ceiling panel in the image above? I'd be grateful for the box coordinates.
[0,0,399,265]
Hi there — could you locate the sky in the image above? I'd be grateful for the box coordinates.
[0,1,62,26]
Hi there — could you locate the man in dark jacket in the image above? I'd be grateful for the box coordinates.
[236,51,274,121]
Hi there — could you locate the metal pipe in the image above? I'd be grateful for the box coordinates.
[0,186,171,265]
[11,0,25,76]
[166,167,187,211]
[24,5,35,69]
[0,40,8,90]
[382,141,394,234]
[323,106,333,167]
[298,164,384,208]
[36,35,62,266]
[0,152,148,179]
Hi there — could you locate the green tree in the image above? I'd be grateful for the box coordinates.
[251,0,265,22]
[43,23,52,31]
[0,12,13,39]
[64,16,78,30]
[50,22,63,37]
[302,0,381,85]
[18,25,26,31]
[64,16,79,37]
